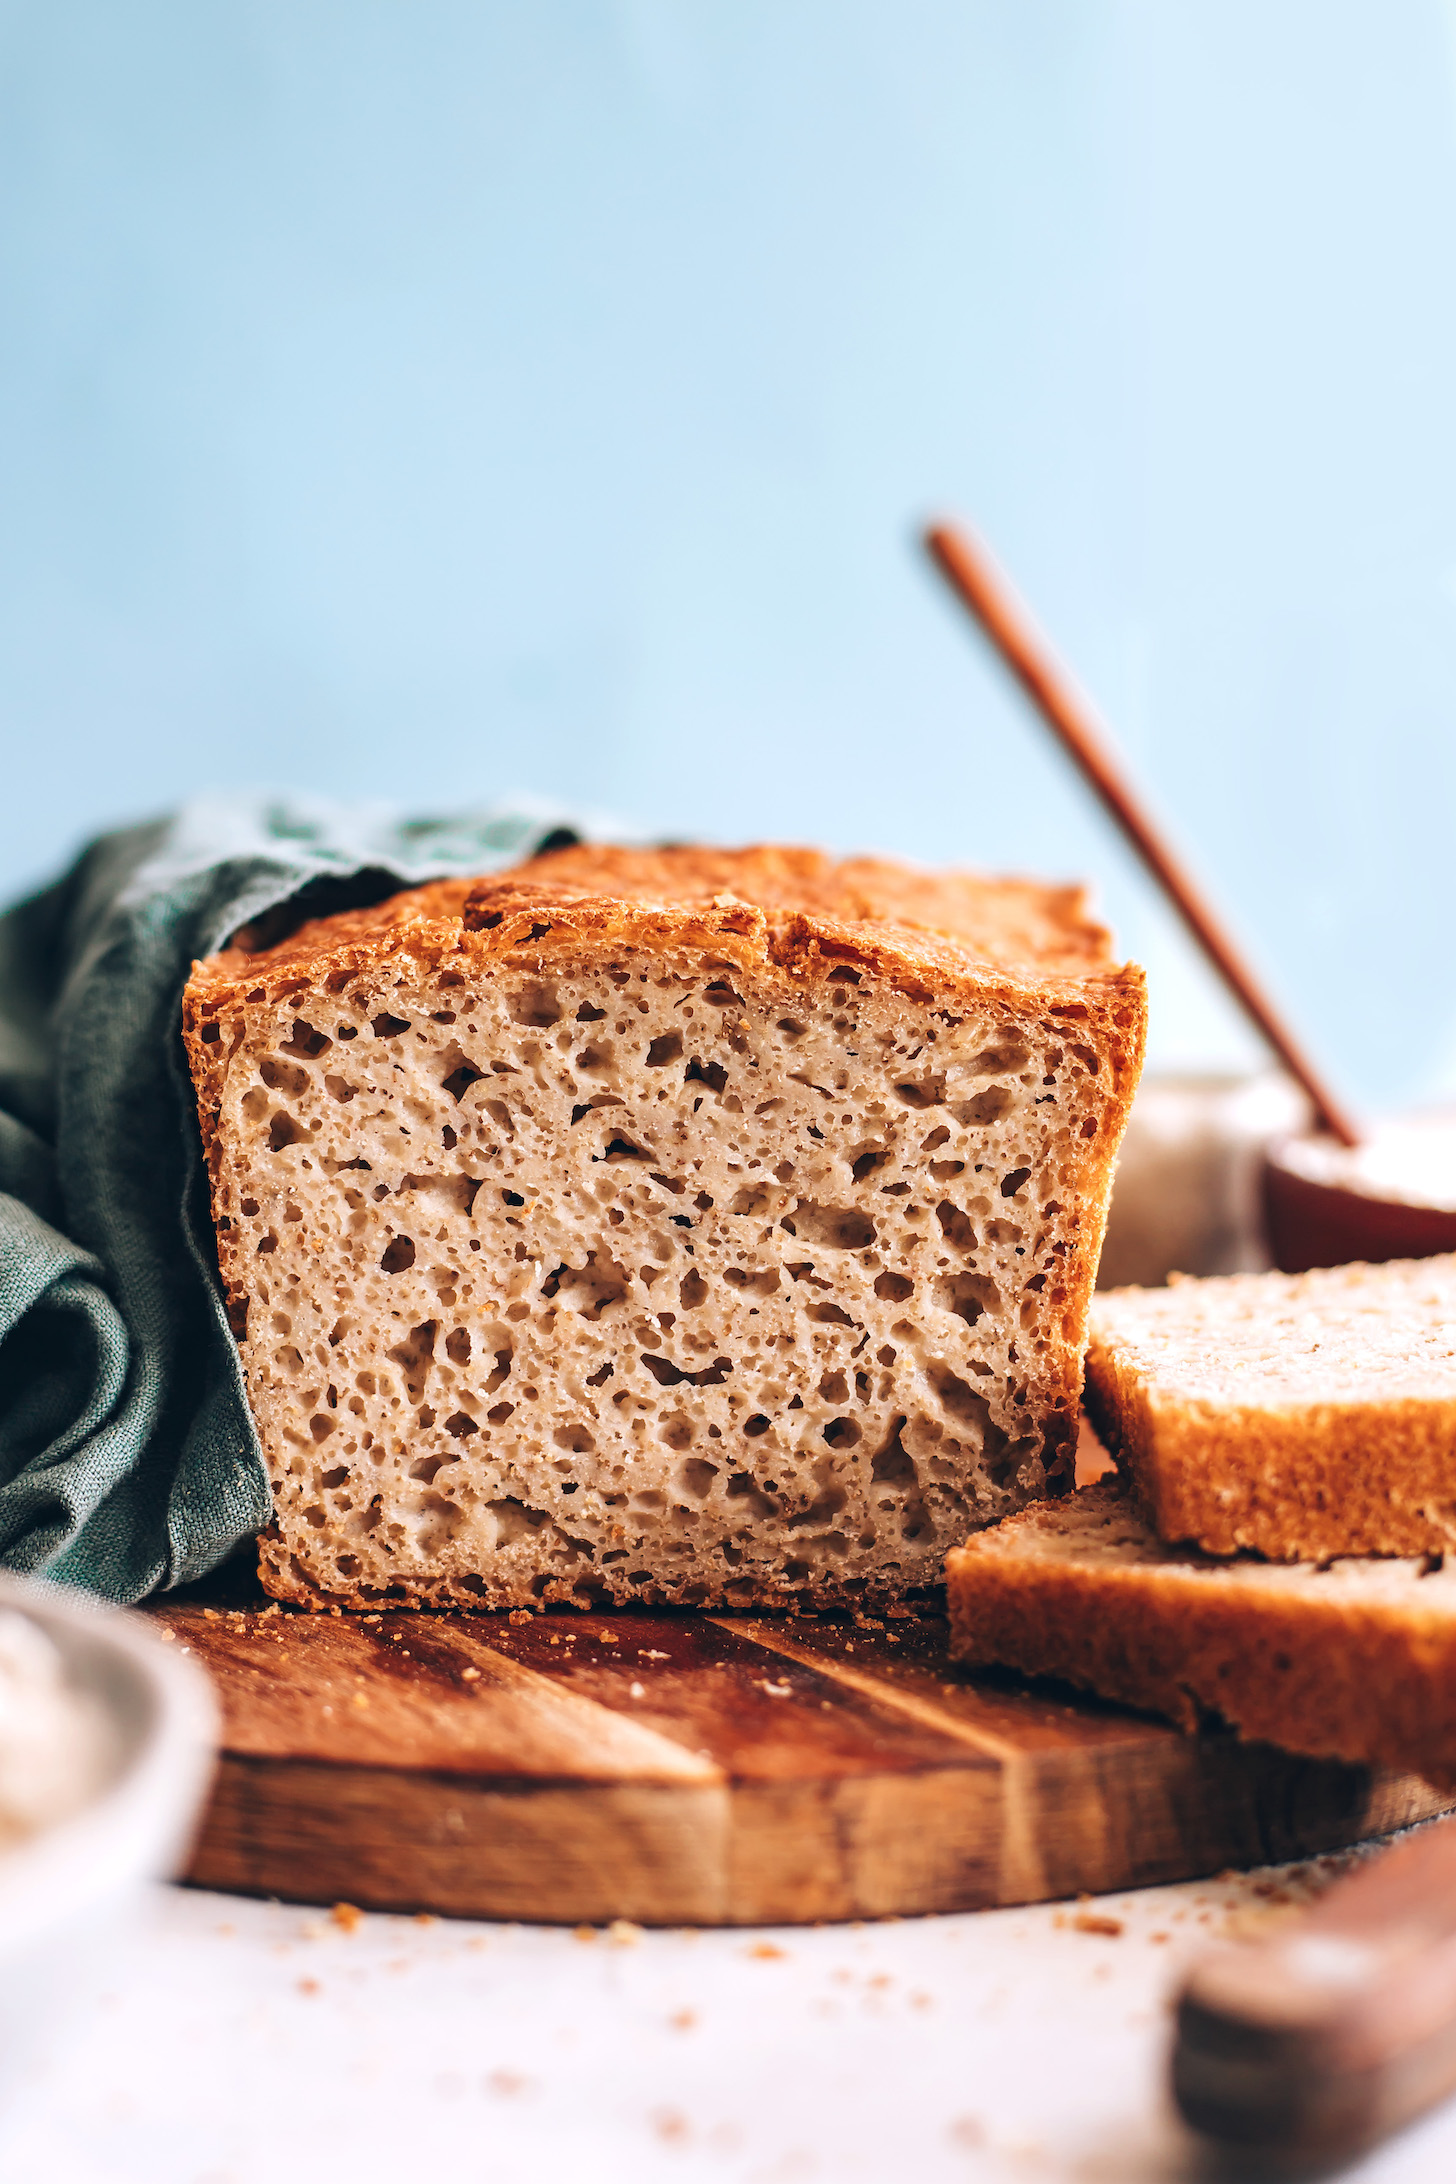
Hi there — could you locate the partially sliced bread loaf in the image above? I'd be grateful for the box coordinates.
[183,842,1145,1611]
[945,1482,1456,1788]
[1086,1256,1456,1560]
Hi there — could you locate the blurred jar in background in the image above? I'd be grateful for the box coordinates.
[1097,1072,1307,1290]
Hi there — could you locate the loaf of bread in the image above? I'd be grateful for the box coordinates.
[183,842,1145,1611]
[1085,1255,1456,1560]
[945,1482,1456,1788]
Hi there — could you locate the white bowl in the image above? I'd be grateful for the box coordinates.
[0,1573,217,2072]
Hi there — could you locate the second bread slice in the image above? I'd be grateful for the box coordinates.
[945,1482,1456,1789]
[1085,1255,1456,1560]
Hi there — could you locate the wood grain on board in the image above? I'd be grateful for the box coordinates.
[152,1582,1454,1927]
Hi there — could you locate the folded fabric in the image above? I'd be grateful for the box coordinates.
[0,793,588,1601]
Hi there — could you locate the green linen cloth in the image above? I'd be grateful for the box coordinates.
[0,793,587,1602]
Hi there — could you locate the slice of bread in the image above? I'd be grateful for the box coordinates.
[183,842,1145,1612]
[1085,1256,1456,1560]
[945,1482,1456,1788]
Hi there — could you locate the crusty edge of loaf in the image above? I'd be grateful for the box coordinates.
[210,840,1121,983]
[945,1485,1456,1786]
[189,884,1148,1026]
[254,1522,942,1615]
[1083,1336,1456,1561]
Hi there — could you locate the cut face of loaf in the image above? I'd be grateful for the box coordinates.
[946,1482,1456,1791]
[184,843,1145,1611]
[1086,1254,1456,1559]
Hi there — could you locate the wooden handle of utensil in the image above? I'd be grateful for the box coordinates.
[924,519,1361,1148]
[1174,1820,1456,2162]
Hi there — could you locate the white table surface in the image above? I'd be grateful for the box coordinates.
[7,1848,1456,2184]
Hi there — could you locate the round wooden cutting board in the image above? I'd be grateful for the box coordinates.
[151,1579,1453,1927]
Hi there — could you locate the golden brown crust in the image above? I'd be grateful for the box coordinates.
[195,841,1123,995]
[217,876,480,983]
[182,841,1146,1612]
[462,842,1117,974]
[946,1483,1456,1788]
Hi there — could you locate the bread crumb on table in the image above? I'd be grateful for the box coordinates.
[1071,1912,1123,1937]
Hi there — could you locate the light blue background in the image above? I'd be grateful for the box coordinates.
[4,1,1456,1110]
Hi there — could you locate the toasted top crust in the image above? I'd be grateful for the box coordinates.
[463,844,1114,974]
[191,842,1141,1034]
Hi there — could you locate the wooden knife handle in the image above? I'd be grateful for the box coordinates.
[1174,1820,1456,2162]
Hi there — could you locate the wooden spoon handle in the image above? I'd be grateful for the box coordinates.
[1174,1821,1456,2161]
[924,520,1361,1148]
